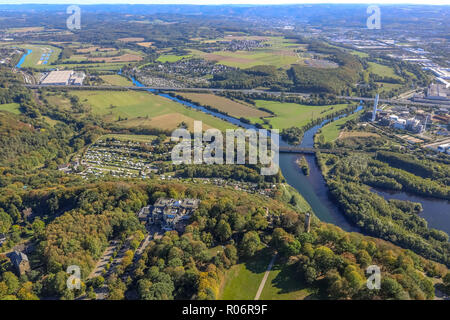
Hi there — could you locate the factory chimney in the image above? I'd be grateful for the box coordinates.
[371,94,379,122]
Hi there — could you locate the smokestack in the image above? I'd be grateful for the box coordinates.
[305,213,311,233]
[371,94,379,122]
[423,114,429,133]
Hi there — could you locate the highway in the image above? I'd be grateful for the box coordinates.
[23,84,449,108]
[24,84,308,97]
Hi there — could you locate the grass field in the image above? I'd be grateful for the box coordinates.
[0,103,20,114]
[156,54,191,63]
[44,93,72,110]
[16,44,61,68]
[178,93,271,118]
[251,100,351,130]
[368,62,403,80]
[8,27,44,33]
[318,111,363,143]
[258,263,317,300]
[219,248,317,300]
[339,131,380,140]
[100,74,134,86]
[220,248,273,300]
[99,134,157,142]
[72,90,236,131]
[377,82,403,95]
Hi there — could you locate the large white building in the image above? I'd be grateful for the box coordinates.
[40,70,85,86]
[426,84,450,101]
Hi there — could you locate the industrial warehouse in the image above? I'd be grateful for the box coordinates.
[40,70,85,86]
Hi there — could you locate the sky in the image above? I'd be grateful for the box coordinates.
[0,0,449,5]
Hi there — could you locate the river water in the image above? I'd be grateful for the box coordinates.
[15,49,32,68]
[12,50,447,236]
[126,74,364,231]
[373,189,450,235]
[107,72,450,235]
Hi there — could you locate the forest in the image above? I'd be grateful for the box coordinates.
[317,152,450,266]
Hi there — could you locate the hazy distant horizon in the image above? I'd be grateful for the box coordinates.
[0,1,449,6]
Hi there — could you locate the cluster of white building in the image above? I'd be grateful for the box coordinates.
[374,104,430,134]
[437,143,450,154]
[386,114,425,132]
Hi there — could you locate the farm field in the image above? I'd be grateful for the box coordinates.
[317,110,364,143]
[156,54,192,63]
[75,46,116,53]
[100,74,134,86]
[71,90,236,131]
[99,134,157,142]
[88,53,143,63]
[0,103,20,114]
[251,100,351,130]
[8,26,44,33]
[35,45,145,71]
[136,42,154,48]
[177,92,271,118]
[118,37,145,42]
[190,36,304,69]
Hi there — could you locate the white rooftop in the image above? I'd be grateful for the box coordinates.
[41,70,73,84]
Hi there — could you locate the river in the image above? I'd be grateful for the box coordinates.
[13,49,448,237]
[15,49,32,68]
[373,189,450,235]
[89,71,450,235]
[125,73,364,232]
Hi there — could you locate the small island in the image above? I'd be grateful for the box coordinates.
[296,155,310,176]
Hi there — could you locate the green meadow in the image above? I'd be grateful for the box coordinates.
[318,110,363,143]
[100,74,134,86]
[258,263,318,300]
[219,248,318,300]
[72,90,236,131]
[220,248,273,300]
[251,100,350,130]
[0,103,20,114]
[16,44,61,68]
[156,54,191,63]
[368,62,402,80]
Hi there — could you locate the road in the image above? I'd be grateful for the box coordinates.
[23,84,306,97]
[337,95,450,108]
[87,240,120,280]
[254,253,277,300]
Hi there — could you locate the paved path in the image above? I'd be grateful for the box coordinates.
[254,254,277,300]
[87,240,120,279]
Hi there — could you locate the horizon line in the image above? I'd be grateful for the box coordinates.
[1,1,449,6]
